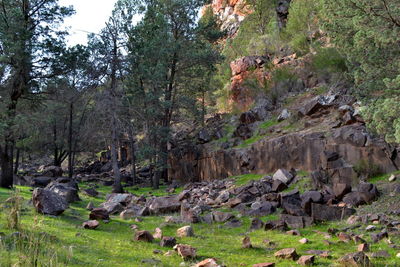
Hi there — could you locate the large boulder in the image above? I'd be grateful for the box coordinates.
[31,177,53,188]
[46,182,80,203]
[32,188,69,216]
[41,166,63,177]
[311,203,355,221]
[148,195,181,215]
[338,252,371,267]
[273,169,294,184]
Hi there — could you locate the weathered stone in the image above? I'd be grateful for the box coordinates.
[299,95,336,117]
[134,230,154,242]
[42,166,63,177]
[160,236,176,247]
[371,231,388,243]
[181,204,200,223]
[148,195,181,215]
[32,188,69,216]
[337,232,352,243]
[246,202,275,217]
[174,244,196,260]
[237,234,251,249]
[212,211,234,222]
[100,201,124,215]
[281,214,313,229]
[194,258,220,267]
[89,208,110,221]
[105,193,133,205]
[177,226,194,238]
[311,203,355,221]
[83,188,98,197]
[286,229,301,236]
[297,255,315,266]
[153,227,162,239]
[333,183,351,200]
[370,250,390,258]
[271,179,288,192]
[338,252,371,267]
[250,218,264,230]
[357,243,369,252]
[299,238,309,244]
[273,169,294,184]
[224,218,242,228]
[277,109,291,122]
[31,177,53,188]
[274,248,298,260]
[82,220,99,229]
[265,219,287,231]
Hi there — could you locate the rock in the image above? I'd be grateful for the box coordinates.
[46,182,80,203]
[215,190,230,204]
[224,218,242,228]
[194,258,220,267]
[277,109,290,122]
[338,252,371,267]
[42,166,63,177]
[299,95,336,117]
[389,174,397,182]
[337,232,352,243]
[83,188,98,197]
[100,201,124,215]
[174,244,196,260]
[246,202,275,217]
[297,255,315,266]
[230,56,268,76]
[365,225,376,231]
[357,243,369,252]
[178,190,191,201]
[148,195,181,215]
[32,188,69,216]
[177,226,194,238]
[250,218,264,230]
[181,204,200,223]
[198,129,211,143]
[299,238,309,244]
[305,250,330,258]
[89,208,110,221]
[252,263,275,267]
[141,258,162,266]
[311,203,355,221]
[271,180,287,192]
[370,250,390,258]
[286,230,301,236]
[212,211,234,223]
[82,220,99,229]
[272,169,294,184]
[281,214,313,229]
[371,231,388,243]
[153,227,162,239]
[120,206,148,220]
[333,183,351,200]
[281,190,307,217]
[31,177,53,188]
[264,219,287,231]
[242,236,252,248]
[274,248,298,260]
[346,215,361,225]
[160,236,176,247]
[134,230,154,242]
[86,201,94,211]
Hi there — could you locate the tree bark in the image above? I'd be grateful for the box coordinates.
[14,148,20,175]
[68,102,73,178]
[128,127,136,185]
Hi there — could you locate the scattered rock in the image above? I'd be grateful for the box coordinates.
[337,232,352,243]
[174,244,196,260]
[177,226,194,238]
[299,238,309,244]
[389,174,397,182]
[194,258,220,267]
[86,201,94,211]
[89,208,110,221]
[242,236,252,249]
[32,188,69,216]
[274,248,298,260]
[333,183,351,200]
[134,230,154,242]
[272,169,293,184]
[297,255,315,266]
[153,228,163,239]
[311,203,355,221]
[277,109,290,122]
[82,220,99,230]
[286,229,301,236]
[370,250,390,258]
[250,218,264,230]
[160,236,176,248]
[83,188,99,197]
[338,252,371,267]
[252,263,275,267]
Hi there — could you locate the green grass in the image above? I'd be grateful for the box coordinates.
[1,183,400,266]
[368,170,400,183]
[234,119,279,149]
[229,174,265,186]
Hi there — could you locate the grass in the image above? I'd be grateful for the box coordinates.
[368,170,400,183]
[1,183,400,266]
[234,119,279,149]
[229,174,265,186]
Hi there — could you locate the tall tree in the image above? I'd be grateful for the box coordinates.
[0,0,73,188]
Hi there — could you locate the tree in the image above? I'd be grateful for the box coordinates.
[0,0,73,188]
[126,0,221,188]
[322,0,400,143]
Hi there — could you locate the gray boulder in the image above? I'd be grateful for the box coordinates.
[32,188,69,216]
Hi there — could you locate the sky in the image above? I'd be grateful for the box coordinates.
[59,0,119,46]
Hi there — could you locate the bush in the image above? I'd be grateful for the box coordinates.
[266,66,303,104]
[310,47,347,74]
[353,159,382,179]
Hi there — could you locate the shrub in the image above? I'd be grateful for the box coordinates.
[353,159,382,179]
[310,47,347,74]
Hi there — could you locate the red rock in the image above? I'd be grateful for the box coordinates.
[134,230,154,242]
[358,243,369,252]
[337,232,352,243]
[274,248,298,260]
[174,244,196,259]
[194,258,219,267]
[297,255,315,266]
[89,208,109,220]
[82,220,99,229]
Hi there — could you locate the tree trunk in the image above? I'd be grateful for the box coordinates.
[68,102,73,178]
[128,128,136,185]
[14,148,20,175]
[0,143,14,188]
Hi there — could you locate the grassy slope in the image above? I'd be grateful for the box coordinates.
[1,180,400,267]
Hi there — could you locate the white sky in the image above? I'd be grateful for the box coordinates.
[60,0,118,46]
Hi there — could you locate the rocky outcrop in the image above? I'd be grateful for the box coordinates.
[169,124,399,186]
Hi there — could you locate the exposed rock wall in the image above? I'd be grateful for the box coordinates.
[169,124,399,186]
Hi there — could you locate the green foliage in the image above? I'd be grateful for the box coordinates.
[230,173,265,185]
[285,0,323,54]
[310,47,347,74]
[353,159,382,179]
[362,97,400,143]
[267,66,301,104]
